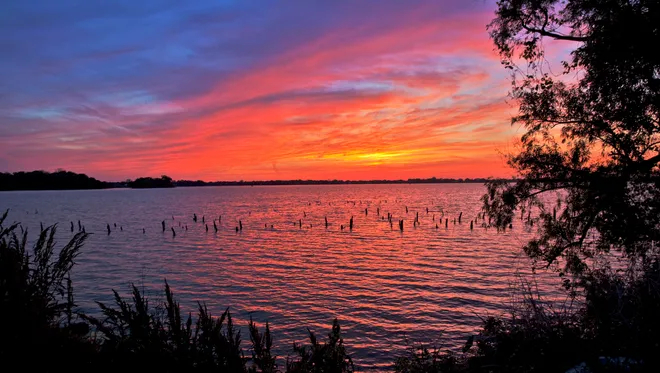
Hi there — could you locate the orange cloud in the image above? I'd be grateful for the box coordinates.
[2,4,519,181]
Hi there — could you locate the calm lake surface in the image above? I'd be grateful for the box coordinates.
[0,184,562,371]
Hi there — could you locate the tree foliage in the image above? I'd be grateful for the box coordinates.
[483,0,660,281]
[0,170,109,191]
[128,175,175,189]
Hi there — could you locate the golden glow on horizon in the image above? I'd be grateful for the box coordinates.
[1,5,523,181]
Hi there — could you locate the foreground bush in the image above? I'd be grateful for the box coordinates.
[0,212,353,373]
[394,270,660,373]
[0,211,95,370]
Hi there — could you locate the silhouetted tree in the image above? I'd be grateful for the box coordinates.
[478,2,660,369]
[128,175,175,188]
[0,170,108,190]
[483,0,660,281]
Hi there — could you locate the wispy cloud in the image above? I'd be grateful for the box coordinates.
[0,0,518,180]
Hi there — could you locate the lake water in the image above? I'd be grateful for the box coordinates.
[0,184,562,371]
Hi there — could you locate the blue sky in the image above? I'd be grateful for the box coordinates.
[0,0,520,181]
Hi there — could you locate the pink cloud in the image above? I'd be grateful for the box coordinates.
[2,4,518,181]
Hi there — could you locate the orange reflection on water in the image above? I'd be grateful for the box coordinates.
[0,184,562,371]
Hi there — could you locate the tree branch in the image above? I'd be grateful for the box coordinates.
[520,23,588,42]
[523,184,572,199]
[642,153,660,168]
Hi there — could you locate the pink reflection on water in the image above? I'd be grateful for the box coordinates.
[0,184,563,371]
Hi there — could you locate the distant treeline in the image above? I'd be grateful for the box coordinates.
[0,170,515,191]
[128,175,175,189]
[0,170,109,191]
[174,177,514,187]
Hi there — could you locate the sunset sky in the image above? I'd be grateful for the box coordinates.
[0,0,523,181]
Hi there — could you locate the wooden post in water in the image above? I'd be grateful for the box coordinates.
[399,219,404,232]
[239,220,243,231]
[458,212,462,224]
[162,220,166,232]
[143,228,146,234]
[107,224,111,235]
[71,221,74,232]
[202,216,205,223]
[193,213,197,223]
[445,218,448,228]
[205,224,208,232]
[349,216,354,231]
[470,221,473,230]
[171,227,176,237]
[325,216,328,228]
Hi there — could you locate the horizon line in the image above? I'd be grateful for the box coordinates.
[125,176,517,184]
[1,169,516,185]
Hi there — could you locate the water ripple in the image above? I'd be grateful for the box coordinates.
[0,184,562,371]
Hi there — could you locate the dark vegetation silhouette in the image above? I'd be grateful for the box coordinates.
[2,0,659,371]
[173,177,515,187]
[128,175,175,189]
[460,0,658,371]
[0,170,515,191]
[0,210,353,372]
[0,170,109,191]
[396,0,660,371]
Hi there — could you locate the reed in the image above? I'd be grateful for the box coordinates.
[3,209,659,373]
